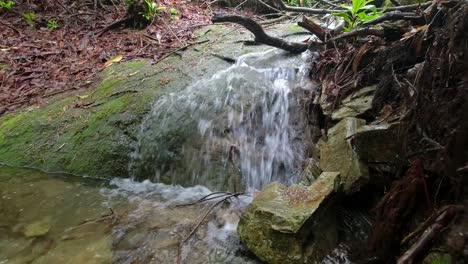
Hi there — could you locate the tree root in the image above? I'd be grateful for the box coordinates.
[212,13,309,53]
[397,205,464,264]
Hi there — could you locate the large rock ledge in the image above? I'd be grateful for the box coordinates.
[0,23,307,179]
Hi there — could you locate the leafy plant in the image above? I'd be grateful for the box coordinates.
[22,12,36,27]
[284,0,310,6]
[140,0,166,21]
[0,0,14,9]
[333,0,384,31]
[170,7,179,18]
[47,19,58,30]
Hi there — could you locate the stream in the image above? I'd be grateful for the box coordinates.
[0,49,352,263]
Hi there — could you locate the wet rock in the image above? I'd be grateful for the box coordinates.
[237,172,340,264]
[299,158,322,186]
[353,122,402,164]
[23,218,51,238]
[331,86,376,120]
[319,117,369,193]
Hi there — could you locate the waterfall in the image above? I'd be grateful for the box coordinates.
[130,49,316,191]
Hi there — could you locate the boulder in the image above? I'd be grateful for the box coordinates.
[319,117,369,193]
[353,122,402,164]
[331,86,376,120]
[237,172,341,264]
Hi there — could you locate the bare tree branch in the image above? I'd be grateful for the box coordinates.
[212,13,309,53]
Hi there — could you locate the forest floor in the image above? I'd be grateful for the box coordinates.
[0,0,258,115]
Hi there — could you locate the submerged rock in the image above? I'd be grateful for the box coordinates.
[23,218,51,238]
[319,117,369,193]
[237,172,340,264]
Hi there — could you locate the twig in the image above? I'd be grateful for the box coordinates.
[176,193,244,264]
[0,21,21,35]
[152,39,210,65]
[175,191,233,207]
[54,0,73,14]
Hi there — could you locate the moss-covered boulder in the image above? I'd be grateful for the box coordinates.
[237,172,341,264]
[0,60,163,178]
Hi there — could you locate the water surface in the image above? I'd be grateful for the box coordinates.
[0,166,256,264]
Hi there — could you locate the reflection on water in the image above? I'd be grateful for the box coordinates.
[0,166,257,264]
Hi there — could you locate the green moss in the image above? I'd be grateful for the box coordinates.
[423,252,452,264]
[287,24,305,34]
[0,59,165,177]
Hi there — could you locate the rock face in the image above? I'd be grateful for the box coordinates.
[237,172,340,264]
[0,23,312,182]
[319,117,369,193]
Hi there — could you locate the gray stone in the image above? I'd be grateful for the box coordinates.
[331,85,376,120]
[319,117,369,193]
[237,172,340,264]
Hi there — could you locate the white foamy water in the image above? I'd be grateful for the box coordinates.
[130,49,317,191]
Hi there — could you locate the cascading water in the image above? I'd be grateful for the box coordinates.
[130,49,316,191]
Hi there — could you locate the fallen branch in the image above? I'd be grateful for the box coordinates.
[297,16,326,42]
[212,13,308,53]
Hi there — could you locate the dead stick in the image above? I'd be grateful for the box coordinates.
[153,39,210,65]
[177,193,244,264]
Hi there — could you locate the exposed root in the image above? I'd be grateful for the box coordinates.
[368,160,425,255]
[397,205,464,264]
